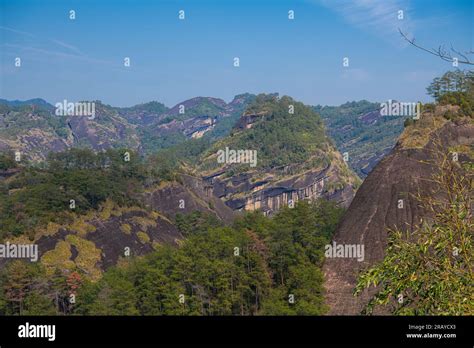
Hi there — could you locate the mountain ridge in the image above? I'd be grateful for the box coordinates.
[323,106,474,315]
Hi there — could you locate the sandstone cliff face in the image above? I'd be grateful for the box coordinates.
[0,201,182,279]
[204,162,356,215]
[153,115,216,139]
[323,114,473,315]
[146,174,235,223]
[66,104,141,151]
[198,96,361,215]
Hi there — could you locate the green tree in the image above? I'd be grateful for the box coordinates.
[0,261,56,315]
[355,144,473,315]
[85,269,139,315]
[22,291,56,315]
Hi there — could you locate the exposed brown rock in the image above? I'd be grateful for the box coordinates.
[146,174,236,223]
[323,117,474,315]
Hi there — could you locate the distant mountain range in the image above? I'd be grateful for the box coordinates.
[0,95,406,178]
[315,100,410,178]
[0,98,55,109]
[0,93,361,277]
[0,94,256,161]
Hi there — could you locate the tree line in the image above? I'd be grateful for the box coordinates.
[0,200,344,316]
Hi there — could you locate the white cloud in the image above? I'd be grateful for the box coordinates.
[49,39,84,56]
[0,26,84,56]
[314,0,414,43]
[0,26,117,67]
[0,26,36,38]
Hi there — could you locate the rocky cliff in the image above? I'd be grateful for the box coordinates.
[198,94,360,215]
[323,107,473,315]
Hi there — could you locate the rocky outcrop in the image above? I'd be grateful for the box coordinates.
[146,174,235,223]
[205,164,355,215]
[198,95,361,215]
[0,203,182,279]
[0,95,257,160]
[0,101,140,161]
[236,112,266,130]
[156,115,216,139]
[35,207,182,272]
[1,173,235,277]
[323,115,474,315]
[0,168,21,179]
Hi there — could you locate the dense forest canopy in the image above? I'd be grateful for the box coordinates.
[0,148,162,240]
[0,200,344,316]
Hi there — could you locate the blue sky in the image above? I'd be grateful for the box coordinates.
[0,0,472,107]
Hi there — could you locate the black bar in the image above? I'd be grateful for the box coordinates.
[0,315,472,346]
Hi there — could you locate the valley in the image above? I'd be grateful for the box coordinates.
[0,70,472,316]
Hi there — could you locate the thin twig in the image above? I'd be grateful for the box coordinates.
[399,28,474,65]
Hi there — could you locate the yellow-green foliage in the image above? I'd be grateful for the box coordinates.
[66,235,102,281]
[32,221,63,241]
[150,210,171,224]
[326,180,345,192]
[120,223,132,235]
[69,218,96,237]
[144,180,170,193]
[41,240,75,275]
[110,207,123,217]
[399,112,448,149]
[137,231,150,244]
[45,222,62,236]
[99,199,115,220]
[5,235,33,245]
[131,216,157,230]
[449,144,473,156]
[104,203,148,219]
[116,206,144,215]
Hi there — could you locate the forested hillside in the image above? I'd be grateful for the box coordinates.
[2,70,470,317]
[0,199,343,315]
[197,94,360,214]
[0,94,257,160]
[0,94,349,316]
[315,101,407,177]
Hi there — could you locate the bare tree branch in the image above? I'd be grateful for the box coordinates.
[398,28,474,65]
[450,44,470,63]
